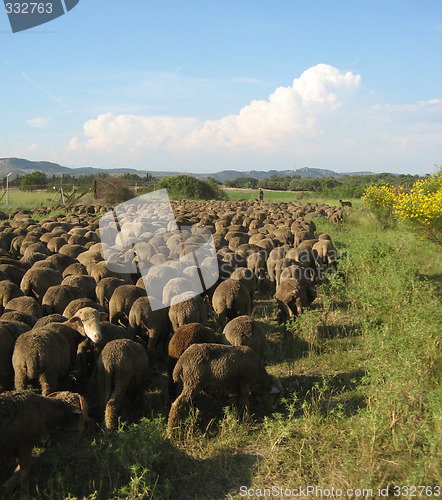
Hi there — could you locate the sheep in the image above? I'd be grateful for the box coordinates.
[33,314,66,328]
[246,250,267,280]
[167,323,218,399]
[0,321,31,393]
[0,311,36,328]
[42,284,86,315]
[168,343,282,430]
[4,296,42,319]
[0,264,27,287]
[12,307,105,395]
[211,278,252,327]
[275,277,317,324]
[128,296,170,361]
[95,277,126,311]
[20,268,63,302]
[62,262,88,278]
[168,293,208,332]
[312,239,338,273]
[76,321,134,391]
[62,298,105,319]
[0,280,23,314]
[44,253,78,273]
[230,267,257,300]
[109,284,146,326]
[0,390,90,500]
[62,274,97,301]
[222,315,267,360]
[94,339,150,431]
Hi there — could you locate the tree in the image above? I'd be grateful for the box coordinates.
[158,175,227,200]
[19,171,48,191]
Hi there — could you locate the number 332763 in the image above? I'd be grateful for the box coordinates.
[5,3,53,14]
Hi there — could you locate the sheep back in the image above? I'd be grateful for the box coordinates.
[222,315,266,360]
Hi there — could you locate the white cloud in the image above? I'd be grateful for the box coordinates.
[66,64,441,173]
[26,117,51,129]
[69,112,199,154]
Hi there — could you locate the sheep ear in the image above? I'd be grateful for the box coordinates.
[99,312,108,322]
[270,386,280,394]
[68,316,81,324]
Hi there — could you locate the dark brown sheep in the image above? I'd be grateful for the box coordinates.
[0,390,90,500]
[0,320,31,393]
[167,323,218,399]
[275,277,316,323]
[168,344,282,430]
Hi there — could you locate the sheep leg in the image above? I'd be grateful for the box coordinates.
[18,449,32,500]
[39,373,57,397]
[295,297,303,316]
[238,384,251,421]
[14,371,27,392]
[2,446,32,500]
[105,379,130,431]
[1,464,21,498]
[167,357,178,400]
[167,393,192,430]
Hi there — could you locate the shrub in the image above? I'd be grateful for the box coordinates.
[94,176,134,204]
[393,169,442,246]
[361,184,397,228]
[158,175,227,200]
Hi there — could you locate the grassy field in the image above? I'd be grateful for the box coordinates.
[224,188,359,208]
[1,203,440,499]
[0,188,94,211]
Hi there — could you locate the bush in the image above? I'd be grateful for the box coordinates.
[158,175,227,200]
[94,176,134,204]
[394,169,442,246]
[361,184,397,228]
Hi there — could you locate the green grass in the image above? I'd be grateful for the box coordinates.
[224,187,360,207]
[0,188,94,212]
[1,202,440,499]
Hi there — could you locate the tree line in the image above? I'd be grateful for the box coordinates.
[2,169,424,200]
[225,172,422,198]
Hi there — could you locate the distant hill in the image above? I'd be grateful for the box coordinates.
[0,158,152,179]
[0,157,377,182]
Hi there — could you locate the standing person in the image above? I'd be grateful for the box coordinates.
[258,188,264,203]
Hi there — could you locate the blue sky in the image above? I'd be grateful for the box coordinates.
[1,0,441,175]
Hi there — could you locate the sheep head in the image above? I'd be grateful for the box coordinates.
[68,307,106,343]
[260,374,283,412]
[47,391,93,431]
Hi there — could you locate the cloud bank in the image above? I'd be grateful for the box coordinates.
[67,64,441,173]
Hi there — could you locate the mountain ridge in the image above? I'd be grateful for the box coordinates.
[0,157,381,182]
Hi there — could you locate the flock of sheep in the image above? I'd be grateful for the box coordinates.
[0,198,343,499]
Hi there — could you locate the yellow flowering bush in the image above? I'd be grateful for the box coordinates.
[393,170,442,246]
[362,183,397,228]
